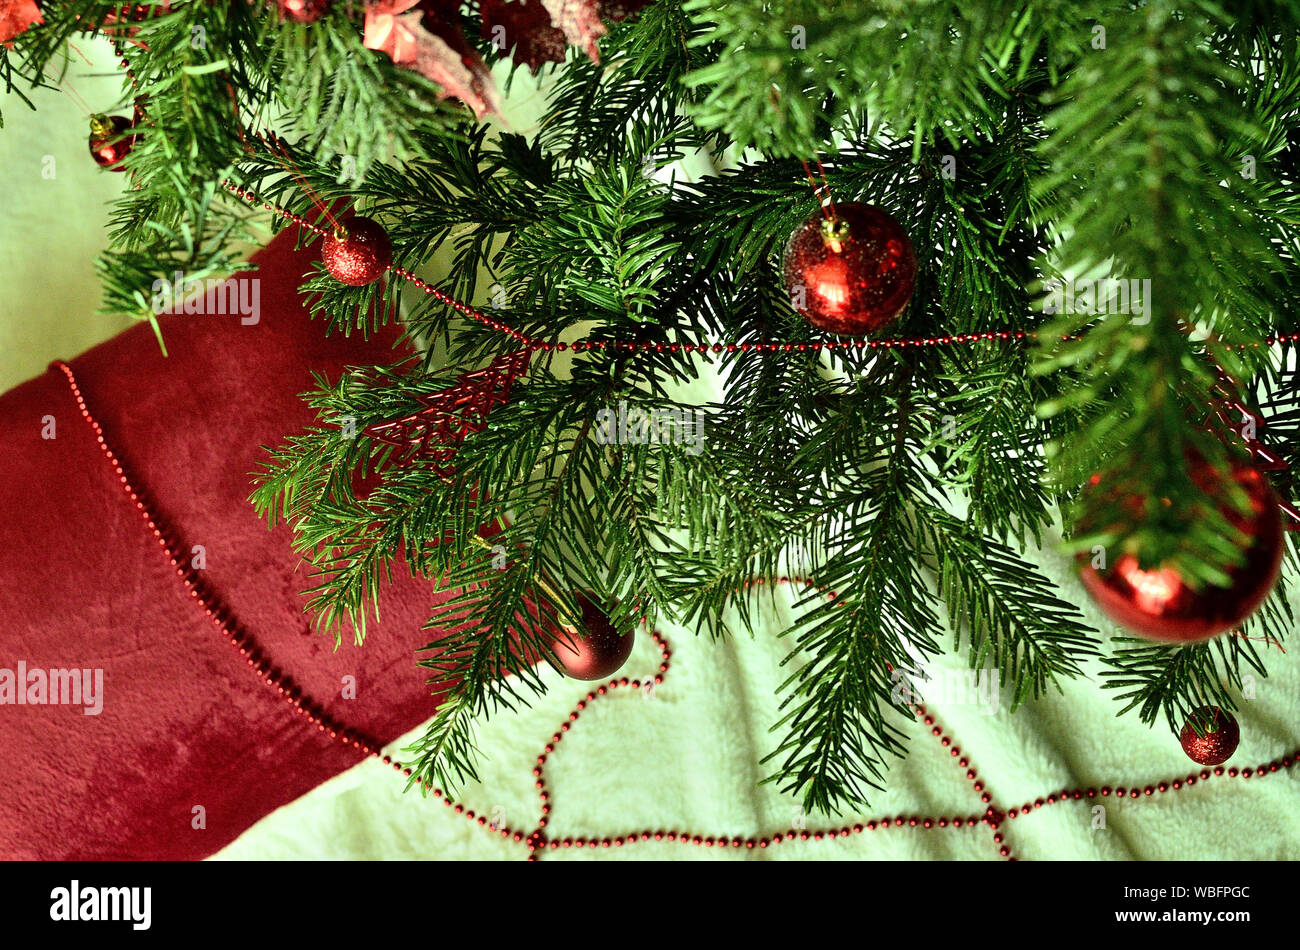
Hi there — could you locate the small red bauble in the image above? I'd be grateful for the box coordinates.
[781,202,916,336]
[546,592,633,681]
[89,114,135,171]
[274,0,329,22]
[322,216,392,286]
[1179,707,1239,765]
[1077,456,1283,643]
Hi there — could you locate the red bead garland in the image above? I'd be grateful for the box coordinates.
[218,179,1300,360]
[274,0,329,22]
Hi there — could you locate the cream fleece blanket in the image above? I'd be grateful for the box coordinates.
[206,562,1300,862]
[4,41,1297,863]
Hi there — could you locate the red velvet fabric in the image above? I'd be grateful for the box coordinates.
[0,230,449,859]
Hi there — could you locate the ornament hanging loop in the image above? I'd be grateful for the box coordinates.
[801,157,839,228]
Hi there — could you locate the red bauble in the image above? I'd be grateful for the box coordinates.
[322,216,392,286]
[274,0,329,22]
[1179,707,1239,765]
[89,114,135,171]
[545,591,633,681]
[1077,457,1283,643]
[781,202,916,336]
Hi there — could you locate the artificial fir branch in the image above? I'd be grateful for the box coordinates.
[1034,0,1290,584]
[762,425,945,813]
[923,510,1098,706]
[1102,635,1269,733]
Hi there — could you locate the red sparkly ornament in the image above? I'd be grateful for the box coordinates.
[88,114,135,171]
[274,0,329,22]
[1179,707,1239,765]
[322,216,392,286]
[544,591,633,681]
[781,202,916,336]
[1077,456,1284,643]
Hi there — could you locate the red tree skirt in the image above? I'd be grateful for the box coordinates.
[0,229,459,859]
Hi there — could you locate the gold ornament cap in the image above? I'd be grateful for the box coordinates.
[820,216,851,254]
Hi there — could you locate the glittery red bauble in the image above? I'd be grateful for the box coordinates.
[275,0,329,22]
[546,591,633,681]
[781,202,916,336]
[1077,457,1283,643]
[1179,707,1239,765]
[88,115,135,171]
[322,216,392,286]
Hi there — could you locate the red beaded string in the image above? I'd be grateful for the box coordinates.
[51,359,538,842]
[218,181,1300,358]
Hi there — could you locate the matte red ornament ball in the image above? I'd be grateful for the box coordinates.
[546,592,634,681]
[781,202,916,336]
[1179,707,1239,766]
[275,0,330,22]
[89,114,135,172]
[1076,456,1283,643]
[322,216,392,286]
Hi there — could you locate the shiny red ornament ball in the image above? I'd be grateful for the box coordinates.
[322,217,392,286]
[1179,707,1239,765]
[275,0,329,22]
[545,592,633,681]
[1077,456,1283,643]
[89,115,135,172]
[781,202,916,336]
